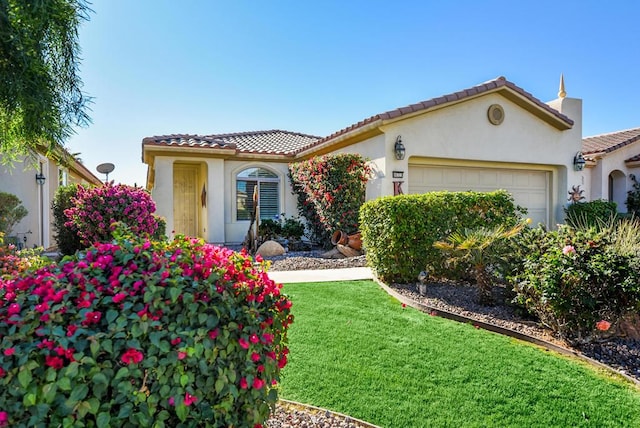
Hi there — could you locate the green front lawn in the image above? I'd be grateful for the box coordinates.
[279,280,640,427]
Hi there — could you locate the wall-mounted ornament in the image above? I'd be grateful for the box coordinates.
[568,185,585,203]
[201,184,207,207]
[487,104,505,125]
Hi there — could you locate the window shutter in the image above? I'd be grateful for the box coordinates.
[236,180,256,221]
[259,182,279,220]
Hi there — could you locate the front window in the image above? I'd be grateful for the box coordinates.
[236,167,279,221]
[59,168,68,186]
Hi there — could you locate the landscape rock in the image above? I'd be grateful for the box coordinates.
[256,240,286,257]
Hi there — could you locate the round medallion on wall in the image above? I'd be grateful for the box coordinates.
[487,104,505,125]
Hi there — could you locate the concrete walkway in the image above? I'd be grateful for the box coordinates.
[267,267,373,284]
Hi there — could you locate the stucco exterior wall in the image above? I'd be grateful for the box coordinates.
[587,144,640,212]
[0,157,58,249]
[375,93,583,225]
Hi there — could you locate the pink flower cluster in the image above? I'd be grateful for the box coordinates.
[0,234,292,426]
[64,182,159,246]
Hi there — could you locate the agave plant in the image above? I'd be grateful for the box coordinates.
[434,222,525,304]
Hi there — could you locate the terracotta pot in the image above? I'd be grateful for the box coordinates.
[331,230,348,246]
[347,232,362,251]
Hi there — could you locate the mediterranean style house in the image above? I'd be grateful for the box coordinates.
[0,152,102,250]
[142,76,638,245]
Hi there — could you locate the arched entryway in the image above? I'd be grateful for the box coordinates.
[608,170,627,213]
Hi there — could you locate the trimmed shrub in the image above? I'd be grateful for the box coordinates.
[53,183,84,256]
[289,154,370,248]
[512,223,640,341]
[0,228,292,427]
[360,190,525,283]
[564,199,617,229]
[0,191,28,236]
[64,183,159,246]
[626,173,640,216]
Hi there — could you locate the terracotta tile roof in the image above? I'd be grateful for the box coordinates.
[582,127,640,155]
[295,76,574,154]
[143,130,319,156]
[626,153,640,163]
[144,77,572,158]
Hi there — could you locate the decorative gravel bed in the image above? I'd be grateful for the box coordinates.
[263,251,640,427]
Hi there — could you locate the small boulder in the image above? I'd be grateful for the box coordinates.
[256,240,286,257]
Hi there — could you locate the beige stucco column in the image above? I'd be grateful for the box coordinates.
[152,157,174,238]
[205,158,225,244]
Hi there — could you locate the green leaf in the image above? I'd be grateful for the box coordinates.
[65,362,79,379]
[215,378,225,394]
[42,383,58,403]
[87,397,100,415]
[23,392,37,407]
[70,384,89,402]
[180,374,189,387]
[106,309,118,324]
[90,339,100,357]
[149,331,163,347]
[76,400,92,418]
[117,403,133,419]
[169,287,181,303]
[97,412,111,428]
[91,373,109,384]
[176,403,189,422]
[115,367,129,380]
[18,368,32,389]
[57,376,71,391]
[102,339,113,353]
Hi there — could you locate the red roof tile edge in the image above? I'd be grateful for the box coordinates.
[582,128,640,155]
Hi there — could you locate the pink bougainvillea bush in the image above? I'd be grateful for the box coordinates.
[0,228,292,427]
[288,153,370,247]
[64,183,161,247]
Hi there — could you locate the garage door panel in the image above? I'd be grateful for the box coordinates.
[409,164,550,225]
[478,171,498,186]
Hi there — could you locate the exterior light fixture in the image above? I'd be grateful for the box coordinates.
[394,136,406,160]
[392,170,404,179]
[573,152,586,171]
[35,172,46,185]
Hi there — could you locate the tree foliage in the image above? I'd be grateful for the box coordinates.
[0,191,27,236]
[0,0,92,164]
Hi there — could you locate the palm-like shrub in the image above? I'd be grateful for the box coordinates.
[434,222,525,304]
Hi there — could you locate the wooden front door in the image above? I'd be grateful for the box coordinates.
[173,164,198,237]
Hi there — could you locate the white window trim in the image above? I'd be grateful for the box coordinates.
[233,165,283,223]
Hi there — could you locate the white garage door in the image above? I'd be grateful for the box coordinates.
[408,164,550,226]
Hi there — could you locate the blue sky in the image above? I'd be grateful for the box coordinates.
[67,1,640,186]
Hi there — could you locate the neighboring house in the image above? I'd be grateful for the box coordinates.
[582,127,640,211]
[0,152,102,250]
[142,76,616,245]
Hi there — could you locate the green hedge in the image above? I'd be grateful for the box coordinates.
[564,200,617,229]
[360,191,525,283]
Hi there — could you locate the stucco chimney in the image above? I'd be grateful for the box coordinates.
[547,74,582,140]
